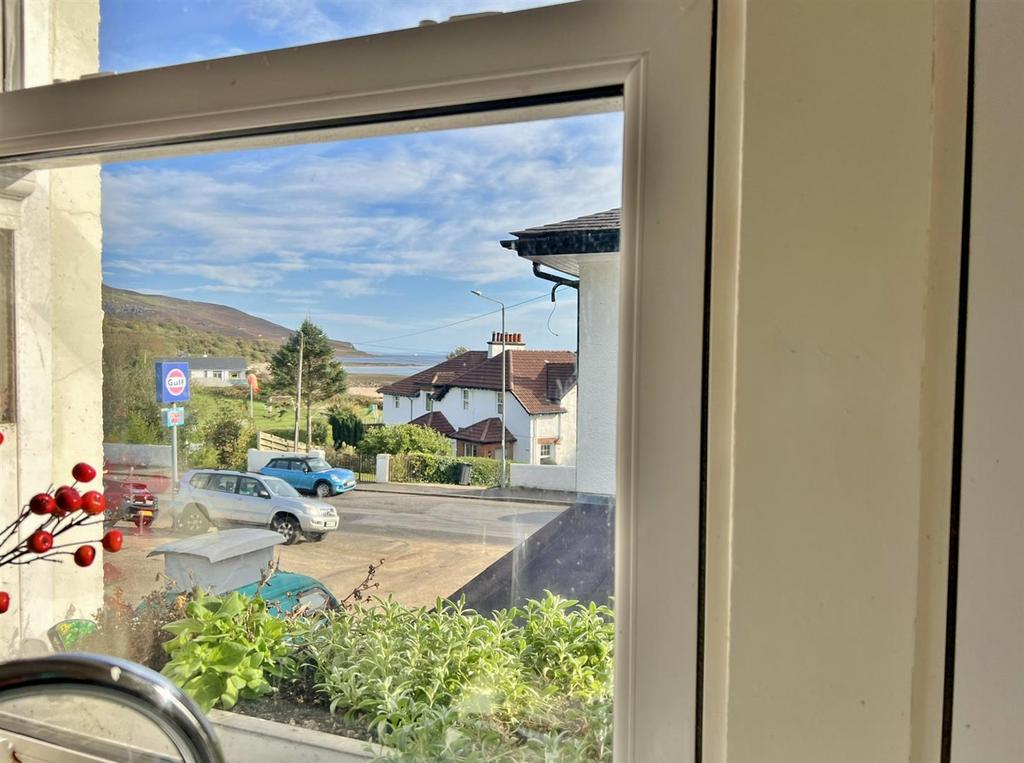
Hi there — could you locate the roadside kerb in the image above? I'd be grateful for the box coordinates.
[352,482,573,507]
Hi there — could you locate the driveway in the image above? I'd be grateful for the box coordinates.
[100,488,565,612]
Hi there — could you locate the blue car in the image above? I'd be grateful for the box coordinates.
[259,455,357,498]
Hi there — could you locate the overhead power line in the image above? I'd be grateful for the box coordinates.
[348,293,551,348]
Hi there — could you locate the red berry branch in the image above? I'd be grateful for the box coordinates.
[0,450,124,615]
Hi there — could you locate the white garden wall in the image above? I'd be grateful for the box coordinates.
[510,463,577,492]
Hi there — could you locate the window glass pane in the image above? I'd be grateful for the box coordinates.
[211,474,238,493]
[238,477,260,496]
[98,0,572,76]
[9,106,622,761]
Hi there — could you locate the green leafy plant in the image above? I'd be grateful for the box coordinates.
[299,592,614,761]
[161,591,294,712]
[205,408,253,470]
[390,452,503,487]
[357,424,452,458]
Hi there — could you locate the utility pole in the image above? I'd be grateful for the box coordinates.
[293,329,304,451]
[472,290,507,488]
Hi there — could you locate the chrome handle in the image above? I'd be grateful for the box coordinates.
[0,653,225,763]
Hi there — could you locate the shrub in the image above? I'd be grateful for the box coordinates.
[459,456,502,486]
[311,418,330,447]
[357,424,451,458]
[205,408,253,470]
[161,591,296,712]
[300,592,614,760]
[328,405,366,448]
[390,452,502,487]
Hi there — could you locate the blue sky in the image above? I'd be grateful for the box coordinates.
[99,1,621,354]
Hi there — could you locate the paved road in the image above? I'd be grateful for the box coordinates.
[324,488,563,544]
[108,487,565,608]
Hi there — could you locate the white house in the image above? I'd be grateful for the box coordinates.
[501,209,621,497]
[379,334,577,466]
[166,356,247,387]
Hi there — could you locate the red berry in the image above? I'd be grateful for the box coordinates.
[74,546,96,568]
[54,486,82,512]
[71,463,96,483]
[28,530,53,554]
[0,592,9,614]
[0,432,4,447]
[102,530,123,553]
[29,493,56,516]
[81,491,106,515]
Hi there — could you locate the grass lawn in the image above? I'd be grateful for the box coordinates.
[189,386,383,442]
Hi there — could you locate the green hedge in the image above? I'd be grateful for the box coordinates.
[391,452,503,487]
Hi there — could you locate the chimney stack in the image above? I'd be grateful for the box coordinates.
[487,331,526,358]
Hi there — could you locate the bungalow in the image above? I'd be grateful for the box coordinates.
[165,356,248,387]
[379,334,577,466]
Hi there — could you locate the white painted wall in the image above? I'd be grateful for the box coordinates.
[576,256,620,495]
[510,463,576,492]
[246,448,325,473]
[0,0,103,650]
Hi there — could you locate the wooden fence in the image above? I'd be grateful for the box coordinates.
[256,431,310,452]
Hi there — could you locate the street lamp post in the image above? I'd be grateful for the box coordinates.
[471,290,506,488]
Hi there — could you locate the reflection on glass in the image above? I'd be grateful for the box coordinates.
[0,693,184,761]
[99,0,572,75]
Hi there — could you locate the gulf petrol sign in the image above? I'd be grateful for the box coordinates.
[155,361,191,404]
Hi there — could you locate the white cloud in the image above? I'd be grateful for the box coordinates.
[101,111,621,349]
[323,278,385,298]
[238,0,569,45]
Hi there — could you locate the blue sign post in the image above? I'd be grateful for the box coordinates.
[155,361,190,495]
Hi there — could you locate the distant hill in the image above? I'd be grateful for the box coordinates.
[102,285,367,356]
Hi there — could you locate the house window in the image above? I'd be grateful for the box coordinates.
[394,396,400,408]
[2,3,711,758]
[463,389,470,409]
[496,391,504,415]
[540,443,555,464]
[212,371,223,379]
[465,443,477,457]
[425,396,433,412]
[0,230,13,423]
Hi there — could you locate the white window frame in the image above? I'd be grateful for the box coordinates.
[0,4,713,758]
[496,390,504,415]
[425,395,433,412]
[539,442,555,464]
[462,388,470,409]
[393,396,400,409]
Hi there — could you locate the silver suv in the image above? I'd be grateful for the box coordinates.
[175,469,339,544]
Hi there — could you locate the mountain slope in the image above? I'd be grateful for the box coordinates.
[102,285,366,355]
